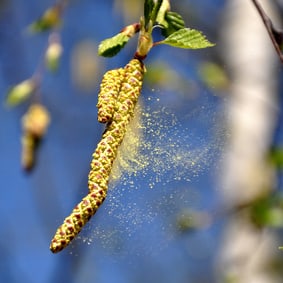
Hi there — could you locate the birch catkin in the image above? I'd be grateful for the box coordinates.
[21,104,50,171]
[50,59,144,253]
[97,68,125,123]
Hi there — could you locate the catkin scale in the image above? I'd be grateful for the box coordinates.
[50,59,144,253]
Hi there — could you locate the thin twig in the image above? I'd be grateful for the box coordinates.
[251,0,283,63]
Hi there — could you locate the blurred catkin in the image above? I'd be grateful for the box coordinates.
[21,103,50,171]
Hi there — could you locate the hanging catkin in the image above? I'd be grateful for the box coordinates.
[21,103,50,171]
[97,68,125,123]
[50,59,144,253]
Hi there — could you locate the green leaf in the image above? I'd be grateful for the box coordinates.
[155,0,170,28]
[151,0,163,24]
[6,79,36,106]
[144,0,164,29]
[144,0,154,28]
[161,11,186,37]
[98,33,130,57]
[159,28,215,49]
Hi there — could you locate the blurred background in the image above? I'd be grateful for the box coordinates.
[1,0,283,282]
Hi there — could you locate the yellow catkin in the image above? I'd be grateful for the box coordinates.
[97,68,125,123]
[50,59,145,253]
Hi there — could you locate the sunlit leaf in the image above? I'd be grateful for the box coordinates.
[159,28,215,49]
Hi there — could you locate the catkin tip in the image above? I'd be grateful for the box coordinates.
[50,240,64,253]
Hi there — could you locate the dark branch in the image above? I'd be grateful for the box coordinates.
[251,0,283,63]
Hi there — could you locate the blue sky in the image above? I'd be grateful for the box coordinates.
[0,1,244,283]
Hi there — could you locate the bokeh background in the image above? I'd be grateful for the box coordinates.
[1,0,283,282]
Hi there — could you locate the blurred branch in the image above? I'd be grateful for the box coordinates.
[251,0,283,63]
[217,0,280,281]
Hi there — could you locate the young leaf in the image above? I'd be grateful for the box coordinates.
[144,0,164,30]
[161,11,186,37]
[98,33,130,57]
[151,0,164,24]
[144,0,155,28]
[155,0,170,28]
[165,11,185,28]
[98,24,140,58]
[159,28,215,49]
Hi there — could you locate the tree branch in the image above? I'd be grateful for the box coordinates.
[251,0,283,63]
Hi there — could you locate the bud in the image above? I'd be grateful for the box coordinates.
[6,79,36,107]
[29,5,61,33]
[45,40,63,72]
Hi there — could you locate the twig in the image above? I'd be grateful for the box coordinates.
[251,0,283,63]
